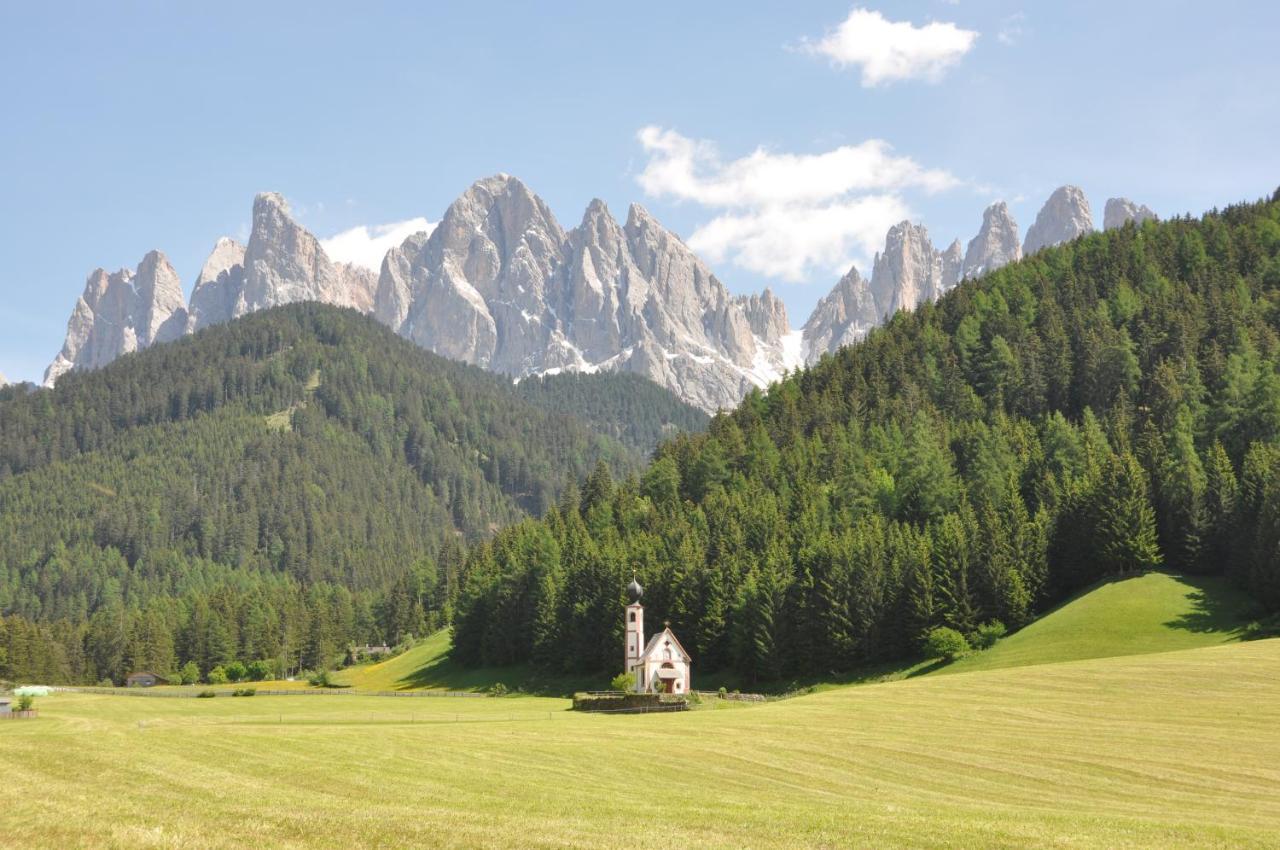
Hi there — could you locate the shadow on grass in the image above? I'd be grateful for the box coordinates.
[393,652,600,697]
[905,659,950,678]
[1161,575,1259,637]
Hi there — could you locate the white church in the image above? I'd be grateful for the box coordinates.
[624,576,692,694]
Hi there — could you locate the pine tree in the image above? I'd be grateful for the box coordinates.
[1097,452,1163,574]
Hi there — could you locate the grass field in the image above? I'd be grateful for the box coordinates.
[4,572,1275,847]
[937,571,1258,676]
[3,638,1280,848]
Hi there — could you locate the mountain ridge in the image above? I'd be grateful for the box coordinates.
[41,178,1156,407]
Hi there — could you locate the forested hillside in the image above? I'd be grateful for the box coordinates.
[0,304,686,684]
[455,190,1280,681]
[516,372,709,459]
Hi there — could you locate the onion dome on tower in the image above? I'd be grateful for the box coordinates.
[626,576,643,602]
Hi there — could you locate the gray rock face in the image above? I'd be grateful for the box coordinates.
[0,371,8,387]
[188,196,378,333]
[738,289,789,341]
[188,237,246,330]
[800,265,878,363]
[940,239,963,291]
[963,202,1022,279]
[374,175,795,412]
[870,221,954,320]
[1104,197,1157,230]
[1023,185,1094,255]
[44,251,189,386]
[236,192,375,321]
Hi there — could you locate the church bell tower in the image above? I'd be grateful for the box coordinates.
[625,575,644,691]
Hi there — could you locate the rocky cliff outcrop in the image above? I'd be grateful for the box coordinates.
[963,201,1022,279]
[1023,185,1093,255]
[869,221,954,321]
[0,371,8,387]
[800,265,878,363]
[187,237,246,330]
[44,251,189,386]
[187,195,378,333]
[1103,197,1158,230]
[237,192,375,320]
[374,175,795,411]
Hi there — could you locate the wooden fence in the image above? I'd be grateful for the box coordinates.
[0,710,38,719]
[691,690,769,702]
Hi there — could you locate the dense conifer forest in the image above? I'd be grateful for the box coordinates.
[0,305,700,684]
[454,190,1280,682]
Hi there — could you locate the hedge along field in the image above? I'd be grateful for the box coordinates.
[2,640,1280,849]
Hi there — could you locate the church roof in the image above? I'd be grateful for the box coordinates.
[640,627,691,663]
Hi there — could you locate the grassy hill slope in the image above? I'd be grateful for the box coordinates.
[333,629,599,694]
[937,571,1259,676]
[7,639,1280,848]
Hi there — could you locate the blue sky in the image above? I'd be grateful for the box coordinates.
[2,1,1278,382]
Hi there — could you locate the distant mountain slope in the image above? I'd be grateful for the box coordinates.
[516,371,709,458]
[0,303,653,685]
[455,189,1280,681]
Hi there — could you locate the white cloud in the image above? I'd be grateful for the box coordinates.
[321,217,435,271]
[688,196,911,282]
[637,126,957,207]
[802,7,979,87]
[636,126,959,282]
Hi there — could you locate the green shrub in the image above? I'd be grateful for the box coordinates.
[972,621,1008,650]
[488,682,509,697]
[718,686,727,698]
[609,673,633,693]
[17,694,34,711]
[224,661,247,683]
[246,660,273,681]
[206,665,229,685]
[925,627,971,662]
[231,688,256,697]
[308,670,333,688]
[196,690,217,698]
[179,661,200,685]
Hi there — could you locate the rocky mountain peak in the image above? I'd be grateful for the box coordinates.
[1104,197,1158,230]
[188,237,247,330]
[963,201,1022,280]
[737,288,790,341]
[940,239,963,290]
[1023,185,1093,255]
[0,370,8,387]
[370,180,797,411]
[871,221,947,320]
[234,191,378,321]
[44,251,189,386]
[801,264,878,363]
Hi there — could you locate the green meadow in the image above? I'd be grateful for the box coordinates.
[936,571,1258,676]
[2,573,1277,849]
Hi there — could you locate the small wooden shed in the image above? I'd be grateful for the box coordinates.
[126,671,168,688]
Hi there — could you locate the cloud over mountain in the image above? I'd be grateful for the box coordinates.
[635,125,958,281]
[322,217,435,272]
